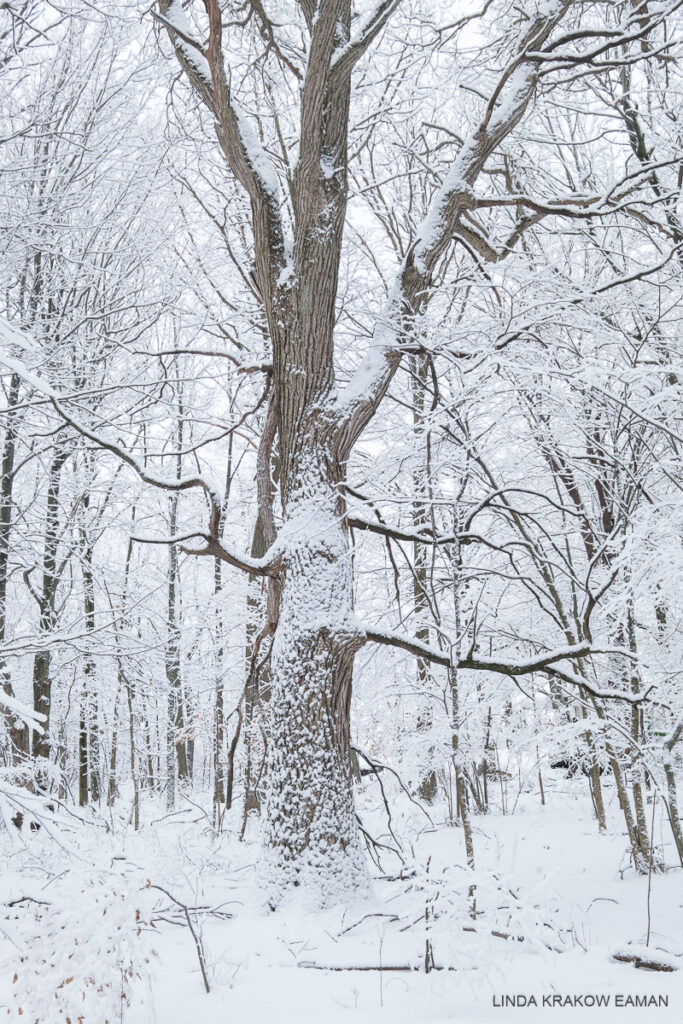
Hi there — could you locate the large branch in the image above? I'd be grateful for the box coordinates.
[51,397,221,518]
[330,0,403,79]
[52,399,283,574]
[364,627,648,704]
[348,515,455,546]
[180,535,281,577]
[131,530,280,577]
[365,626,450,668]
[157,0,286,306]
[333,1,571,453]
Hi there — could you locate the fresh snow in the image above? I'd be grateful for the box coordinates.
[164,0,212,85]
[2,783,682,1022]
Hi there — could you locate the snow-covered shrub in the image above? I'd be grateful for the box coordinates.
[413,860,569,973]
[9,869,156,1023]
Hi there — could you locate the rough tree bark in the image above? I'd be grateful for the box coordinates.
[243,392,279,820]
[0,371,28,760]
[31,448,69,769]
[78,492,100,805]
[411,354,438,803]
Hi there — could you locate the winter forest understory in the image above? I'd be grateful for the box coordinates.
[0,0,682,1021]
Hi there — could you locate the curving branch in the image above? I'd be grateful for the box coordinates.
[330,0,403,79]
[364,627,649,704]
[333,1,572,453]
[157,0,287,311]
[131,530,280,577]
[50,397,223,528]
[180,534,281,577]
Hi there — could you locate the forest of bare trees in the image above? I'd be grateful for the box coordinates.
[0,1,682,1019]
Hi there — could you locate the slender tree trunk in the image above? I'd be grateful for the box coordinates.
[107,692,119,806]
[0,372,28,759]
[589,761,606,830]
[213,431,234,824]
[78,508,99,804]
[124,665,139,829]
[166,420,188,807]
[590,694,650,873]
[244,393,279,818]
[115,520,140,826]
[214,556,226,815]
[663,758,683,869]
[447,510,475,880]
[31,449,68,770]
[78,706,88,806]
[625,603,661,869]
[145,710,156,794]
[578,697,606,831]
[655,603,683,866]
[411,354,438,803]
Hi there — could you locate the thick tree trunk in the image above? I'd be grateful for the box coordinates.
[158,0,573,905]
[262,447,368,903]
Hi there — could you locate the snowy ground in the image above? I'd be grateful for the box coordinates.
[1,778,682,1023]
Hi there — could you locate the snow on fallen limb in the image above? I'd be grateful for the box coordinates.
[612,945,681,972]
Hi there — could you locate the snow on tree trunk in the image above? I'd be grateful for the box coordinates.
[263,442,369,903]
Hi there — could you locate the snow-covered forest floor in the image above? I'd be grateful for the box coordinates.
[2,774,682,1023]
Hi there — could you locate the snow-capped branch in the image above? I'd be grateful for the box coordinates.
[333,1,571,450]
[542,667,654,706]
[366,627,591,674]
[179,534,282,577]
[51,397,222,518]
[365,626,450,668]
[157,0,287,309]
[364,628,648,704]
[348,515,457,547]
[0,692,46,733]
[330,0,403,78]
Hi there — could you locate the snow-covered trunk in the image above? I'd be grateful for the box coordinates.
[78,507,99,806]
[263,440,369,904]
[664,757,683,869]
[32,448,69,769]
[448,506,475,881]
[0,371,28,760]
[411,354,438,803]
